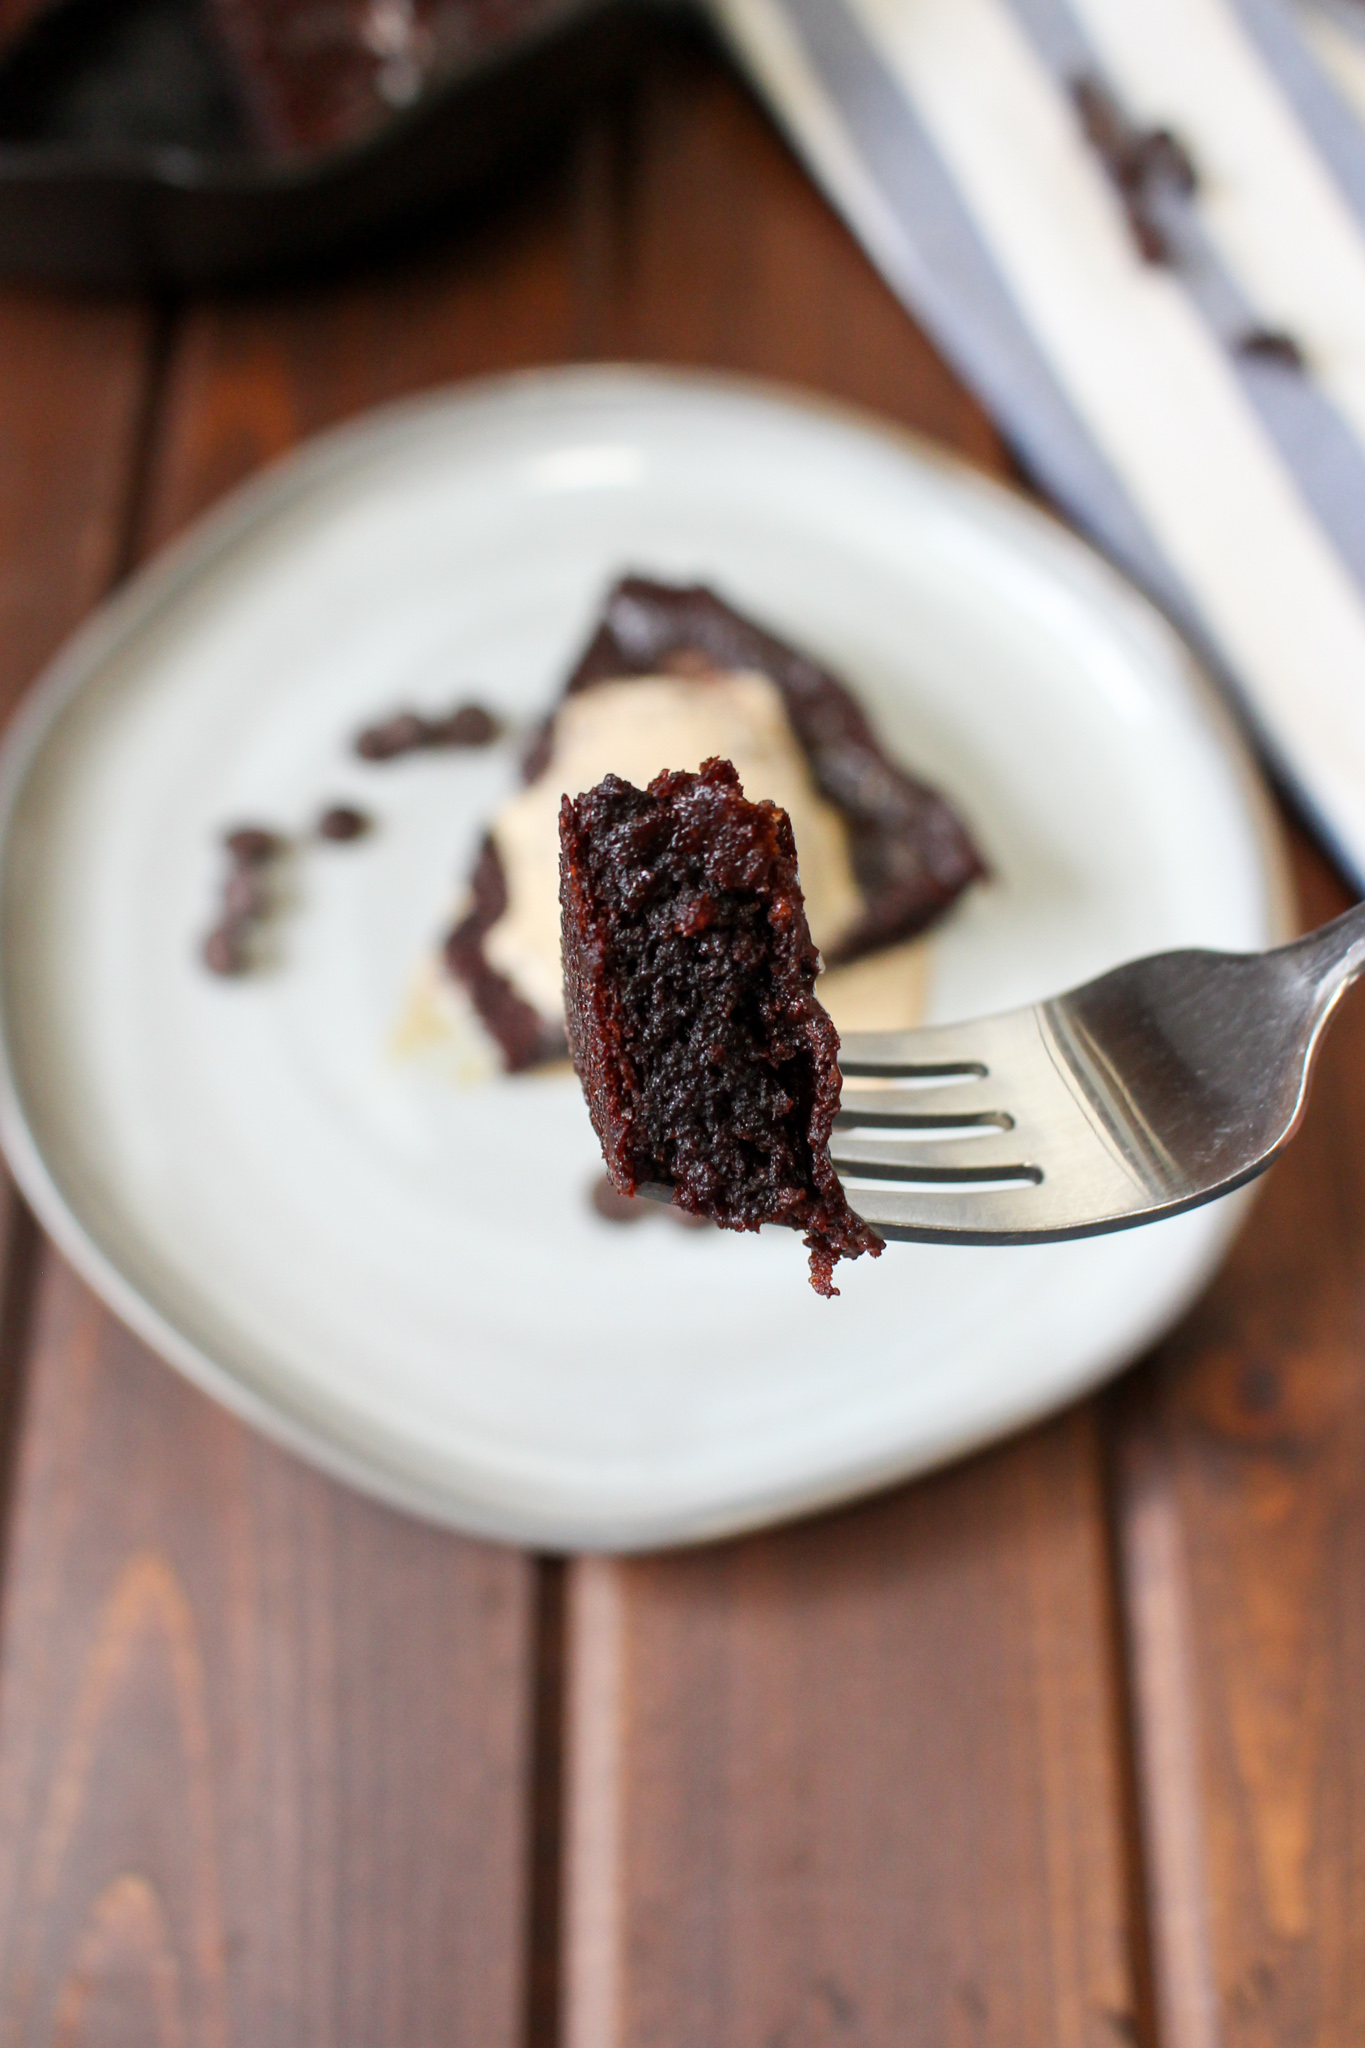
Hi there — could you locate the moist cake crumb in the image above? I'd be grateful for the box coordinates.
[560,758,882,1296]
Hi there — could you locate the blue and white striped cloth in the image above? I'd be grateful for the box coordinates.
[712,0,1365,890]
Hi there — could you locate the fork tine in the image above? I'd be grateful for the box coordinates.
[839,1177,1058,1243]
[836,1020,998,1073]
[825,914,1356,1243]
[830,1131,1040,1176]
[838,1079,1000,1122]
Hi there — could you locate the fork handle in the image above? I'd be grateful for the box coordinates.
[1283,898,1365,1013]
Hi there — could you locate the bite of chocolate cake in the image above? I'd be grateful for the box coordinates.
[560,757,882,1296]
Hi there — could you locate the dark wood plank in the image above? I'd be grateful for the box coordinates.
[566,1413,1138,2048]
[0,285,153,1473]
[1111,827,1365,2048]
[0,138,597,2043]
[560,44,1142,2048]
[0,1287,533,2047]
[0,292,152,717]
[140,152,588,546]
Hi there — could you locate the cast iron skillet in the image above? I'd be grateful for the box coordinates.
[0,0,687,285]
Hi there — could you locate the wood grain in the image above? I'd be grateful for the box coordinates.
[0,278,158,1577]
[565,1414,1139,2048]
[1110,831,1365,2048]
[0,1271,534,2048]
[0,133,600,2043]
[0,292,152,719]
[0,282,153,1495]
[139,146,586,550]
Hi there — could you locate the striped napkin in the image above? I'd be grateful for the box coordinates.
[710,0,1365,892]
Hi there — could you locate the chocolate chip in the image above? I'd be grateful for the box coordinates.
[1128,201,1169,265]
[207,824,285,975]
[224,825,282,866]
[1126,126,1197,195]
[356,701,502,758]
[431,703,502,748]
[223,869,267,921]
[1071,75,1194,265]
[317,804,372,842]
[203,923,249,976]
[1072,75,1127,162]
[1237,327,1305,369]
[354,711,429,760]
[591,1174,646,1224]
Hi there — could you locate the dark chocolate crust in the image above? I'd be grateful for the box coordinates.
[444,836,567,1071]
[560,758,883,1296]
[554,576,985,957]
[449,574,984,1070]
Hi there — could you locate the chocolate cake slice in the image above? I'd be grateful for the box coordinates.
[446,574,985,1073]
[555,577,985,956]
[560,757,883,1296]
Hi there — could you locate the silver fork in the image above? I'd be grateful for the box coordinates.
[832,904,1365,1243]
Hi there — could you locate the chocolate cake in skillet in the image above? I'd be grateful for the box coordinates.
[560,759,883,1296]
[444,574,985,1072]
[207,0,553,153]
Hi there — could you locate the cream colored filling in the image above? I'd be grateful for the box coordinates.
[483,670,866,1024]
[396,922,929,1070]
[394,666,933,1064]
[818,937,930,1035]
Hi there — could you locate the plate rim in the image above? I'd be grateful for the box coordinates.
[0,362,1295,1551]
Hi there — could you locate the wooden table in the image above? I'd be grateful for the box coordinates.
[0,25,1359,2047]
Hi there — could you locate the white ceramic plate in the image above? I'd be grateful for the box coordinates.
[0,368,1288,1551]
